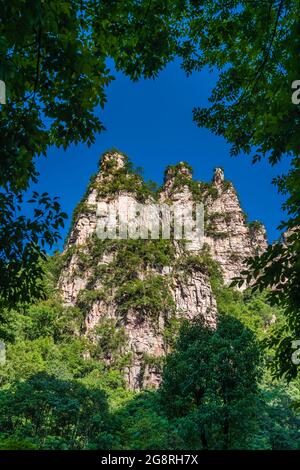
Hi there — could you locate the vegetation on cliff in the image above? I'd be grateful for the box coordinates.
[1,150,298,449]
[1,0,299,389]
[1,251,300,450]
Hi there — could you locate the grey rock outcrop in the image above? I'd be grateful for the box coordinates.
[203,168,267,285]
[58,151,267,389]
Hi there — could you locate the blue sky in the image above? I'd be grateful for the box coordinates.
[31,60,289,251]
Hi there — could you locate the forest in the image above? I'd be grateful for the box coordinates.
[0,215,300,450]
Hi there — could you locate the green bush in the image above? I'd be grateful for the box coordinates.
[116,275,175,321]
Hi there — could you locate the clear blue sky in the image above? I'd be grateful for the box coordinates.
[30,60,289,251]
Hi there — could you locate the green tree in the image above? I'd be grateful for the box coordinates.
[160,316,262,449]
[1,1,299,374]
[0,191,67,306]
[0,1,183,191]
[0,372,112,449]
[256,381,300,449]
[175,0,300,378]
[113,392,174,450]
[0,0,184,306]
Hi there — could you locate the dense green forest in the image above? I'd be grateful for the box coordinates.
[1,252,300,450]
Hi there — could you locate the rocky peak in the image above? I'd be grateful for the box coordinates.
[100,150,127,174]
[213,167,225,187]
[164,161,193,182]
[204,169,267,284]
[161,162,195,202]
[59,150,268,389]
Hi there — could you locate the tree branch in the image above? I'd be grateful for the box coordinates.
[32,25,42,102]
[236,0,284,106]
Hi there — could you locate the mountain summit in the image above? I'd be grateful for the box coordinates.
[58,150,267,389]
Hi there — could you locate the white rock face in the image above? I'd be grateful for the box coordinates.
[172,271,217,326]
[58,153,267,389]
[203,168,267,285]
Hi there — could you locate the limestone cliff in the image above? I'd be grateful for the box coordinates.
[204,167,267,284]
[58,150,267,389]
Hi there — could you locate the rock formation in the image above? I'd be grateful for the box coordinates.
[203,167,267,284]
[58,150,267,389]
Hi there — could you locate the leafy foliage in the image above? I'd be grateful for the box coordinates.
[0,191,67,306]
[1,255,300,449]
[0,1,183,306]
[0,372,112,450]
[116,275,175,321]
[1,0,300,448]
[177,0,300,378]
[232,230,300,380]
[160,316,262,449]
